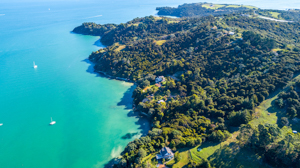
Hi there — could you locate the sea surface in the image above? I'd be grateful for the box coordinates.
[0,0,299,168]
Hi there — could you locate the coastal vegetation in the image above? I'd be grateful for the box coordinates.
[73,2,300,168]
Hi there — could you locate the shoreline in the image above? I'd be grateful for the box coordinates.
[83,56,151,167]
[84,58,135,83]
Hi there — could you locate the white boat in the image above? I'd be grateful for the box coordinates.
[33,61,38,69]
[0,123,3,126]
[49,117,56,125]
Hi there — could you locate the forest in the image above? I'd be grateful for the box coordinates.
[73,3,300,168]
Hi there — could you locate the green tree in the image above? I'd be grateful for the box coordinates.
[174,151,181,163]
[138,148,147,158]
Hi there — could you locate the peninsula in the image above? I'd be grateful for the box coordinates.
[73,3,300,168]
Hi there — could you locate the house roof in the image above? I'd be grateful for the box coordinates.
[160,147,173,156]
[155,83,162,87]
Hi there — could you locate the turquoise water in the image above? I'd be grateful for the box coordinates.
[0,0,299,168]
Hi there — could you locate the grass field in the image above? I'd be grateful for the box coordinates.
[250,73,300,130]
[168,150,190,168]
[188,131,267,167]
[154,16,163,21]
[243,5,258,9]
[226,4,258,9]
[114,45,126,52]
[269,11,280,19]
[155,40,167,46]
[202,4,225,9]
[272,48,289,52]
[226,4,241,8]
[168,20,180,24]
[170,73,300,167]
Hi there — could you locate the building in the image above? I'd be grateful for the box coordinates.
[229,32,235,35]
[211,26,217,30]
[155,76,166,83]
[293,130,298,134]
[241,14,250,17]
[156,147,174,160]
[155,83,162,88]
[158,100,165,104]
[142,98,149,103]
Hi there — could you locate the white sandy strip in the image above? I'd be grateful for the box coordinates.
[110,145,123,158]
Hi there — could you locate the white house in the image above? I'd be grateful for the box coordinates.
[293,130,298,134]
[156,147,174,160]
[155,76,166,83]
[142,98,149,103]
[229,32,235,35]
[157,100,165,104]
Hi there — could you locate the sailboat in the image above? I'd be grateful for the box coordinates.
[49,117,56,125]
[33,61,38,69]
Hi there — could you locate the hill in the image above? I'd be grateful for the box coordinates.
[73,3,300,168]
[156,3,257,18]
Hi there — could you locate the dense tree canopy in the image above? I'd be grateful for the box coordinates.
[73,4,300,167]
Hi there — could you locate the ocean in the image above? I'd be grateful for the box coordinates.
[0,0,299,167]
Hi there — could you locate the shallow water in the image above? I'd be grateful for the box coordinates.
[0,0,299,168]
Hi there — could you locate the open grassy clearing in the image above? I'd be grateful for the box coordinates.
[114,45,126,52]
[250,73,300,133]
[154,16,163,21]
[167,149,191,168]
[226,4,257,9]
[168,20,180,24]
[272,48,289,52]
[226,5,241,8]
[189,132,267,167]
[269,11,280,19]
[170,74,300,167]
[155,40,167,46]
[190,132,239,160]
[208,146,264,168]
[243,5,258,9]
[202,4,225,10]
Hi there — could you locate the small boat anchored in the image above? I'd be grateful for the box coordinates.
[0,123,3,126]
[33,61,38,69]
[49,117,56,125]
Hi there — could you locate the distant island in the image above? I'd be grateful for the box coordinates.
[156,2,257,17]
[73,3,300,168]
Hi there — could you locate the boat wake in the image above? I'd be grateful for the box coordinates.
[86,15,102,19]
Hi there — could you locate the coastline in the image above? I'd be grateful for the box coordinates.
[83,58,134,83]
[83,55,151,167]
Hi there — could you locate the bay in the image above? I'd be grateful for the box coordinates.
[0,0,299,168]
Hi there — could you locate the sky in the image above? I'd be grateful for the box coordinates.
[0,0,299,11]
